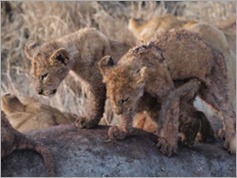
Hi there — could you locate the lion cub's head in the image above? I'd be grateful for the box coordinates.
[98,55,147,115]
[24,41,73,96]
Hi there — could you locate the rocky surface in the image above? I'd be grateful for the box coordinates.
[1,124,236,177]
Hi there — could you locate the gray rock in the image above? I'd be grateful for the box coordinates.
[1,124,236,177]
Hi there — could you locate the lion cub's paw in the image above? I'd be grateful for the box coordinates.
[219,130,236,154]
[218,128,226,140]
[75,117,97,129]
[108,126,128,140]
[224,135,236,154]
[157,137,178,156]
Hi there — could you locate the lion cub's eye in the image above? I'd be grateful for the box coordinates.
[39,73,48,81]
[121,97,129,104]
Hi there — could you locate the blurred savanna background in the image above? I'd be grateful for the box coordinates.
[1,1,236,125]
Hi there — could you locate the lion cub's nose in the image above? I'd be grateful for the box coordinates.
[38,89,43,95]
[52,89,57,94]
[114,107,122,115]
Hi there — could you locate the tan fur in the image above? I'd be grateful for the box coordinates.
[1,111,56,176]
[130,18,236,129]
[128,14,197,42]
[129,15,236,111]
[216,16,236,59]
[1,93,77,132]
[185,23,236,111]
[133,111,157,133]
[99,29,236,155]
[24,27,131,129]
[216,16,236,35]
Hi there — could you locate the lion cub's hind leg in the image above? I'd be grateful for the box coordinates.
[199,50,236,153]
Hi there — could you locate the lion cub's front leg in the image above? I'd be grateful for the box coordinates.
[157,98,180,156]
[75,83,106,129]
[157,78,201,156]
[108,114,134,140]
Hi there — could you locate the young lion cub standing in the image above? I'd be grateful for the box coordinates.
[99,29,236,156]
[24,28,131,129]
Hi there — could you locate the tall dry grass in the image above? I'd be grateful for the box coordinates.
[1,1,236,123]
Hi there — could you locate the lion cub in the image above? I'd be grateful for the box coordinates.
[128,14,197,42]
[1,93,77,132]
[24,28,131,129]
[1,111,56,176]
[129,17,236,121]
[99,29,236,156]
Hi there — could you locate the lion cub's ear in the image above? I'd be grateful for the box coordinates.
[135,67,147,84]
[98,55,115,78]
[1,93,26,114]
[50,48,69,65]
[24,41,41,60]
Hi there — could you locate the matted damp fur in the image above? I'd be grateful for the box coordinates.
[1,1,236,124]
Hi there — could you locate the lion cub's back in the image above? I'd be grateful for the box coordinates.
[58,28,111,63]
[155,29,214,80]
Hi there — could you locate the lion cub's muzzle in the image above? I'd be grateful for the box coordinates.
[113,107,123,115]
[37,89,57,97]
[51,89,57,95]
[38,89,43,95]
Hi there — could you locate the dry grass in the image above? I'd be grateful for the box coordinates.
[1,1,236,122]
